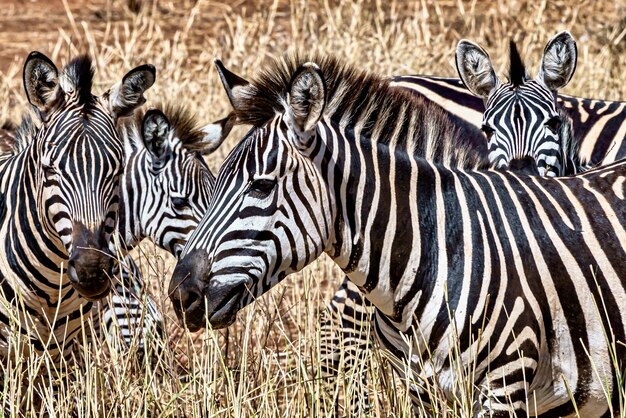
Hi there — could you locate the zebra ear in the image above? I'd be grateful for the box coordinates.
[142,109,172,172]
[456,40,499,99]
[23,51,60,113]
[198,112,236,155]
[537,31,577,92]
[214,59,254,111]
[108,64,156,118]
[286,62,326,134]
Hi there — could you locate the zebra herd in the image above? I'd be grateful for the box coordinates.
[2,30,625,417]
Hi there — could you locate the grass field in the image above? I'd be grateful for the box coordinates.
[0,0,625,416]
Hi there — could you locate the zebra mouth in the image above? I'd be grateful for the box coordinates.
[81,285,112,302]
[207,283,244,329]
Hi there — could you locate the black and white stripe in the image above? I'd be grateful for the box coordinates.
[95,105,230,351]
[170,55,626,417]
[7,103,232,354]
[321,32,625,413]
[0,52,154,364]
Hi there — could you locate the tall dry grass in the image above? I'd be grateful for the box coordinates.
[0,0,624,416]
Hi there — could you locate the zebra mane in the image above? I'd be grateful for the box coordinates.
[123,103,210,154]
[0,113,39,155]
[60,55,94,106]
[236,53,489,170]
[508,41,527,87]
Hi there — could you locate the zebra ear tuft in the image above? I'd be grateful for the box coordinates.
[108,64,156,118]
[455,40,499,99]
[214,59,253,112]
[23,51,60,113]
[286,62,325,133]
[142,108,172,172]
[199,112,236,155]
[537,31,577,92]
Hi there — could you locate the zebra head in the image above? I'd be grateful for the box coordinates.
[455,31,577,176]
[123,106,232,257]
[23,52,155,300]
[170,60,332,331]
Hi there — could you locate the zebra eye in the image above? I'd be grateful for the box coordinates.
[171,197,190,210]
[545,116,562,134]
[249,178,276,198]
[42,163,57,178]
[481,124,495,137]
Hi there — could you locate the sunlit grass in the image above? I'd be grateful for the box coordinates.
[0,0,624,416]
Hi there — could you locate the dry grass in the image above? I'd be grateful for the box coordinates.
[0,0,624,416]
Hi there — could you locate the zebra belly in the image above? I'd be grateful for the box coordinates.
[374,303,614,417]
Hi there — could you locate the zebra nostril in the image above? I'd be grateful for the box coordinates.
[183,289,200,312]
[67,262,79,284]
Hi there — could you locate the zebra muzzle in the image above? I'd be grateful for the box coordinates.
[67,222,114,300]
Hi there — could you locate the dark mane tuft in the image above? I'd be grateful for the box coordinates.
[158,103,208,153]
[508,41,527,87]
[63,55,94,105]
[235,53,489,169]
[124,103,209,154]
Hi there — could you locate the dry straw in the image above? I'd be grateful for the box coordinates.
[0,0,624,416]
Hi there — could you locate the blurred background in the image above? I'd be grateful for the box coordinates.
[1,1,624,416]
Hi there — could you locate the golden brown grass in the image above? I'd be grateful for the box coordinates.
[0,0,624,416]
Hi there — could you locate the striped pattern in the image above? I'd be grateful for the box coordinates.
[117,106,217,258]
[390,77,626,169]
[0,53,136,364]
[98,105,224,351]
[171,55,626,416]
[7,104,226,355]
[96,255,163,353]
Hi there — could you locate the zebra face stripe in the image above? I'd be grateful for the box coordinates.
[18,53,155,301]
[37,102,124,300]
[456,34,578,177]
[119,107,218,258]
[170,120,333,330]
[484,81,562,176]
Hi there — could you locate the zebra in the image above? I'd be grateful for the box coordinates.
[391,50,625,169]
[0,51,154,365]
[169,54,626,417]
[4,103,233,355]
[322,31,586,413]
[454,31,580,177]
[97,105,232,352]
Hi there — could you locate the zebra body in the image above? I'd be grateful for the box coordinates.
[325,31,599,413]
[170,55,626,416]
[0,52,154,363]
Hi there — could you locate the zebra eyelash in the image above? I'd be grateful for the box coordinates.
[248,178,277,199]
[544,116,562,134]
[481,124,495,137]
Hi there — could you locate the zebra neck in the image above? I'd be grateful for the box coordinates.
[326,141,447,332]
[0,146,76,305]
[118,152,148,248]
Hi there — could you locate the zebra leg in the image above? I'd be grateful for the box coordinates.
[319,277,374,416]
[97,255,163,356]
